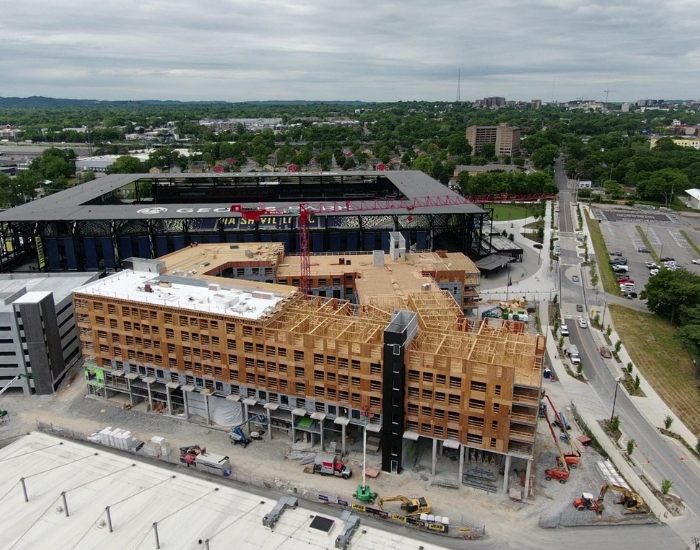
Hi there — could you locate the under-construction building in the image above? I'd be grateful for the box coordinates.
[75,241,544,488]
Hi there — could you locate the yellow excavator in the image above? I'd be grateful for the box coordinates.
[573,483,647,514]
[377,495,431,516]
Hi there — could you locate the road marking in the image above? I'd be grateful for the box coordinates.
[646,227,661,246]
[668,229,691,249]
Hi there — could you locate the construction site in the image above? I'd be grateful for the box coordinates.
[72,237,546,494]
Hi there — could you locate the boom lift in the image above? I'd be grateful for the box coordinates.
[542,403,570,483]
[377,495,431,516]
[543,392,581,468]
[229,414,268,447]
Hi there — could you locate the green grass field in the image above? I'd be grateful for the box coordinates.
[609,305,700,436]
[487,203,530,221]
[585,215,621,296]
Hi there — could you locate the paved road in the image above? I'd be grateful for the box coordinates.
[555,158,574,233]
[567,323,700,520]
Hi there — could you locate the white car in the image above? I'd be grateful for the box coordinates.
[645,261,658,269]
[693,259,700,265]
[578,318,588,329]
[560,324,569,336]
[650,269,660,276]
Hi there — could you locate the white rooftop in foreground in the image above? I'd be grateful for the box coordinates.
[74,270,287,320]
[0,433,449,550]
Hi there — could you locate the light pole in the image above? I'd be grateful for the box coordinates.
[610,376,622,423]
[601,300,607,328]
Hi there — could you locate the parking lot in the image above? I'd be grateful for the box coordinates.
[593,208,700,296]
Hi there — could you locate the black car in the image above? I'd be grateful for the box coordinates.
[637,247,650,253]
[533,243,543,249]
[660,257,675,262]
[610,259,627,265]
[610,252,623,257]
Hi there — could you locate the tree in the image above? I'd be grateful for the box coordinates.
[481,143,496,161]
[412,154,433,175]
[641,268,700,325]
[627,439,635,456]
[342,156,356,170]
[531,144,560,170]
[636,168,690,205]
[107,155,145,174]
[610,415,620,433]
[664,415,674,430]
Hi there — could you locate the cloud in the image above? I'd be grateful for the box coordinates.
[0,0,698,101]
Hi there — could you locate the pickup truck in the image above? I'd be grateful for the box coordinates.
[310,453,352,479]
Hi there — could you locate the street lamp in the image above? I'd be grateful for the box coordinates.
[601,300,607,327]
[610,376,622,423]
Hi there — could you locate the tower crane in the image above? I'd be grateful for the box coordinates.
[231,193,556,295]
[604,89,617,107]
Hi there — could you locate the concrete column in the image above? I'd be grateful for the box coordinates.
[502,454,511,493]
[183,390,189,420]
[291,414,296,444]
[524,458,532,498]
[146,382,153,411]
[341,424,346,455]
[166,386,172,416]
[243,402,250,424]
[320,422,324,451]
[431,438,438,477]
[266,409,272,441]
[204,394,211,425]
[458,445,465,487]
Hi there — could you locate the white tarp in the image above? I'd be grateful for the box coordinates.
[209,395,243,427]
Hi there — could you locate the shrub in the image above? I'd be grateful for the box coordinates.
[558,336,564,349]
[615,340,622,353]
[627,362,633,374]
[594,313,600,327]
[661,479,673,495]
[577,363,583,375]
[627,439,635,456]
[634,375,641,391]
[508,233,514,241]
[696,438,700,455]
[606,325,612,336]
[664,415,674,430]
[610,415,620,433]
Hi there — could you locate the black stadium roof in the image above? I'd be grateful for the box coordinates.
[0,171,485,222]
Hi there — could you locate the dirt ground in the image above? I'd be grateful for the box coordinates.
[0,365,645,543]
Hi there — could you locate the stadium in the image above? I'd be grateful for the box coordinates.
[0,171,493,272]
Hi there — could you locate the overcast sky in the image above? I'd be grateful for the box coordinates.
[2,0,698,103]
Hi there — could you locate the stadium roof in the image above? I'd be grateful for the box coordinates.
[0,432,451,550]
[0,171,484,222]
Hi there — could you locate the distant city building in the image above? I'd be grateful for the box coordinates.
[621,103,631,113]
[531,100,542,109]
[650,137,700,150]
[466,123,520,156]
[198,118,283,132]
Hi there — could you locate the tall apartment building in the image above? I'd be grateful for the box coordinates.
[75,240,544,489]
[466,123,521,156]
[0,273,97,394]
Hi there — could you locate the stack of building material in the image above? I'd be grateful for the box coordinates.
[141,436,171,458]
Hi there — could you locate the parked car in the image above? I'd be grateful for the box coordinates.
[610,252,623,257]
[622,291,638,298]
[617,278,634,284]
[660,257,675,262]
[576,304,583,312]
[533,243,543,249]
[692,259,700,265]
[650,269,660,276]
[578,318,588,329]
[637,247,650,253]
[645,261,658,268]
[613,265,629,272]
[573,276,580,282]
[560,324,569,337]
[600,346,612,358]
